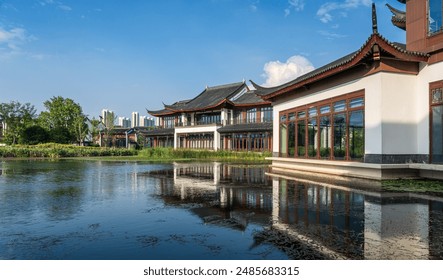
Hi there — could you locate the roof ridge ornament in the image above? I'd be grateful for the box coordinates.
[372,3,378,34]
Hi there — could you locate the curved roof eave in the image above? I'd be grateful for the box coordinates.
[256,32,429,101]
[165,99,236,113]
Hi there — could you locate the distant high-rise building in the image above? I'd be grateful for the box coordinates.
[131,112,140,127]
[101,109,115,128]
[139,116,155,127]
[118,117,131,128]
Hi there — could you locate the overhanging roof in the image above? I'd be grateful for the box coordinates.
[253,32,429,101]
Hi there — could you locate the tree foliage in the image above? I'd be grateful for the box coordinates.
[39,96,88,144]
[20,125,49,145]
[0,101,37,144]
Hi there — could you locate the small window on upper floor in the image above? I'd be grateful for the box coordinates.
[429,0,443,35]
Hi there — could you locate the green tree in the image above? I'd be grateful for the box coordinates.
[100,112,116,147]
[88,117,101,145]
[0,101,37,144]
[39,96,88,144]
[20,125,49,145]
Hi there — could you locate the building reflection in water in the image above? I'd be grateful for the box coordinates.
[142,162,443,259]
[144,162,273,231]
[272,177,443,260]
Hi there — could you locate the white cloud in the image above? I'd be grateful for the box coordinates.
[318,30,347,39]
[40,0,72,12]
[317,0,371,23]
[0,27,27,52]
[285,0,304,17]
[0,27,35,59]
[261,55,315,87]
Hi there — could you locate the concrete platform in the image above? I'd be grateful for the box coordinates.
[267,157,443,180]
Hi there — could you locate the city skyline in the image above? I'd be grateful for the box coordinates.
[0,1,404,119]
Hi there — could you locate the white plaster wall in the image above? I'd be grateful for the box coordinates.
[416,61,443,155]
[174,125,220,150]
[379,72,419,154]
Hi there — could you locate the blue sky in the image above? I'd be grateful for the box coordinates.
[0,0,405,120]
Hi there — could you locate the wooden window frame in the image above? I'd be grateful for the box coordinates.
[279,90,365,161]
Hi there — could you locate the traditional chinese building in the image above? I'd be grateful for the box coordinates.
[254,1,443,180]
[146,81,273,151]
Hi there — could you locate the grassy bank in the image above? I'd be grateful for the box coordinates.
[0,144,271,162]
[0,143,137,158]
[137,147,271,162]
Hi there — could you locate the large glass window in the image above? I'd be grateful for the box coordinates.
[320,116,331,158]
[333,113,347,160]
[247,108,257,123]
[280,123,288,157]
[429,0,443,35]
[297,120,306,157]
[288,121,296,156]
[432,106,443,163]
[196,113,221,125]
[308,117,318,157]
[234,111,243,124]
[279,91,364,161]
[431,81,443,163]
[261,107,273,122]
[163,116,175,128]
[349,110,364,160]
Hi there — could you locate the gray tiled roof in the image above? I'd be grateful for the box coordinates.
[142,128,174,137]
[166,82,247,112]
[217,122,273,133]
[232,90,269,105]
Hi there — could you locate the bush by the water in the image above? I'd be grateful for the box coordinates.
[0,143,138,158]
[138,147,271,161]
[0,145,271,161]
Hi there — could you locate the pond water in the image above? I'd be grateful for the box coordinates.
[1,160,443,260]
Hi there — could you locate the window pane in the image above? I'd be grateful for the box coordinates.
[262,107,273,122]
[288,122,296,156]
[297,120,306,157]
[280,114,286,123]
[288,113,296,121]
[334,100,346,112]
[349,97,364,108]
[320,116,332,158]
[297,111,306,119]
[308,107,317,117]
[247,108,256,123]
[333,113,347,159]
[320,105,330,114]
[349,110,364,160]
[308,118,318,157]
[432,88,443,104]
[432,105,443,163]
[429,0,443,35]
[280,123,288,156]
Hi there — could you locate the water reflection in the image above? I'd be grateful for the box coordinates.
[143,162,273,231]
[144,162,443,260]
[271,177,443,260]
[1,160,443,259]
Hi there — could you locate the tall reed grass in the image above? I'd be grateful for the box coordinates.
[0,143,137,158]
